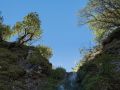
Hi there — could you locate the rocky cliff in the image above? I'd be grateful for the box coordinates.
[76,31,120,90]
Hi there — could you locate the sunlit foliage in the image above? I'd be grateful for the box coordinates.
[36,45,53,59]
[79,0,120,42]
[13,12,42,46]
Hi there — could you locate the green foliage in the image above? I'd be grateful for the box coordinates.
[41,67,66,90]
[0,42,55,90]
[94,54,115,75]
[81,75,111,90]
[51,67,66,80]
[0,12,55,90]
[28,50,42,64]
[0,15,12,41]
[26,48,52,75]
[79,0,120,42]
[40,77,59,90]
[13,12,42,45]
[77,54,120,90]
[36,45,53,59]
[0,47,25,80]
[28,49,49,64]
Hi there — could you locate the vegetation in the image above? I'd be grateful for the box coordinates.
[0,41,58,90]
[40,67,66,90]
[0,12,65,90]
[76,53,120,90]
[76,0,120,90]
[13,12,42,46]
[79,0,120,42]
[36,45,53,59]
[0,12,42,46]
[51,67,66,80]
[1,0,120,89]
[0,15,12,41]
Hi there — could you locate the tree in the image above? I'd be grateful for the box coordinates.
[0,15,11,41]
[36,45,53,59]
[13,12,42,46]
[51,67,66,80]
[79,0,120,42]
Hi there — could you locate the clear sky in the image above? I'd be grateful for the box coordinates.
[0,0,95,72]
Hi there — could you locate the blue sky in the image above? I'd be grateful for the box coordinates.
[1,0,95,72]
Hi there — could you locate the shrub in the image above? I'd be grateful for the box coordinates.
[36,45,53,59]
[51,67,66,80]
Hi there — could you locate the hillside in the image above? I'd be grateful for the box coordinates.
[0,41,64,90]
[76,31,120,90]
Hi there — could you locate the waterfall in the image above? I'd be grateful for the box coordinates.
[58,85,64,90]
[57,72,77,90]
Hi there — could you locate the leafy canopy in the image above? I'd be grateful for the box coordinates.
[79,0,120,42]
[13,12,42,45]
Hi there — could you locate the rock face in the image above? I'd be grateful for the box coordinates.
[76,31,120,90]
[0,42,53,90]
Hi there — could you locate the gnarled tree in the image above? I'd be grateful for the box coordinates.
[13,12,42,46]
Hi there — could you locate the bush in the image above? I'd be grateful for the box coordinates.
[51,67,66,80]
[36,45,53,59]
[28,50,42,64]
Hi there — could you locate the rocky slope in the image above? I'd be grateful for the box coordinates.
[0,41,60,90]
[76,31,120,90]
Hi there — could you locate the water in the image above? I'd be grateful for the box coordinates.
[58,85,64,90]
[57,72,77,90]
